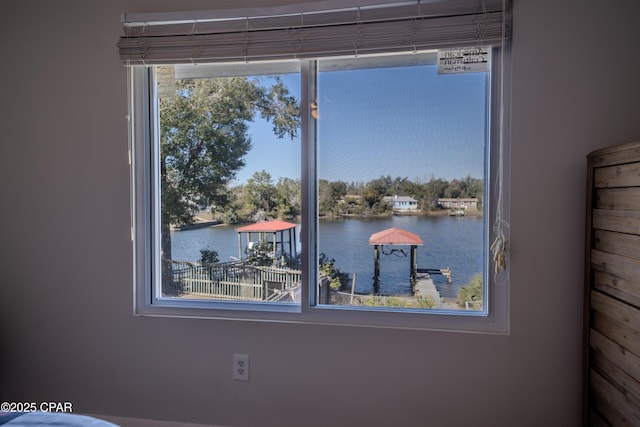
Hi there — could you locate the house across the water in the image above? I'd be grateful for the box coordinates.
[437,198,479,211]
[383,195,419,211]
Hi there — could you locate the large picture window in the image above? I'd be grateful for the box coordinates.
[124,0,510,332]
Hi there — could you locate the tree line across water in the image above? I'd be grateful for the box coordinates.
[208,171,483,224]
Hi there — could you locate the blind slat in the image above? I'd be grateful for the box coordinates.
[119,0,508,65]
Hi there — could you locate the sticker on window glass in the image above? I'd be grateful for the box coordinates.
[437,47,489,74]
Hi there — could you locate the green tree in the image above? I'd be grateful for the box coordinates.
[362,176,391,208]
[159,76,299,288]
[445,179,463,198]
[275,177,301,219]
[199,248,219,264]
[318,253,348,290]
[318,179,348,216]
[243,170,278,221]
[318,179,333,216]
[422,176,449,211]
[346,181,364,195]
[330,181,348,200]
[390,176,418,197]
[460,175,483,206]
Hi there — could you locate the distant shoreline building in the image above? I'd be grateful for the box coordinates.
[437,198,479,211]
[383,195,419,211]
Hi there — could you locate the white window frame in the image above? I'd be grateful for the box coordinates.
[128,6,511,334]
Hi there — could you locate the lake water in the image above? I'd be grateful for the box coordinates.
[171,215,485,299]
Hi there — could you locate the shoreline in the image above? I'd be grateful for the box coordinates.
[320,208,482,221]
[172,208,482,231]
[171,218,221,231]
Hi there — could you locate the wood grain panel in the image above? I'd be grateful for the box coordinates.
[590,141,640,168]
[592,209,640,235]
[590,329,640,383]
[592,310,640,357]
[590,377,637,427]
[594,230,640,260]
[591,249,640,284]
[596,188,640,210]
[592,353,640,410]
[592,271,640,310]
[586,142,640,426]
[594,162,640,189]
[591,291,640,337]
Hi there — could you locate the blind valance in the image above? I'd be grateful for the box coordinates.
[118,0,509,65]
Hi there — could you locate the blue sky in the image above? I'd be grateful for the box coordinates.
[233,63,487,185]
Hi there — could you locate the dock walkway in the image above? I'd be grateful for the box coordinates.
[413,272,443,308]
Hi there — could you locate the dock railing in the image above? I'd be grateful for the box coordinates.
[166,260,301,301]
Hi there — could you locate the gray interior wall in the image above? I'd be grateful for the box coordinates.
[1,0,639,426]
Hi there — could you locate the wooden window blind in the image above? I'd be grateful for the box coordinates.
[118,0,509,65]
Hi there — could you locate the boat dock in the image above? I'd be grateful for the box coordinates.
[413,272,443,308]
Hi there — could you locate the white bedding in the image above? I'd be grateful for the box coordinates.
[1,412,119,426]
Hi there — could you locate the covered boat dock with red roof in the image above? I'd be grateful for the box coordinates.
[235,219,298,264]
[368,227,424,286]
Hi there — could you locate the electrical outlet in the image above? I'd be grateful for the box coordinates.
[233,354,249,381]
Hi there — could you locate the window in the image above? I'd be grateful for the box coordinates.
[153,64,303,308]
[124,0,511,332]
